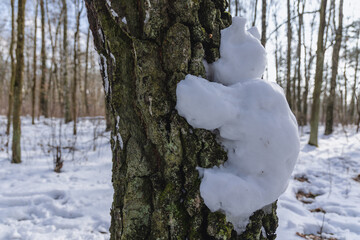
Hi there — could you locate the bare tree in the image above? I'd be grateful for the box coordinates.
[309,0,328,146]
[39,0,48,118]
[325,0,344,135]
[12,0,27,163]
[6,0,16,135]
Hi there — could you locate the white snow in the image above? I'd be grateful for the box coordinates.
[110,9,118,18]
[176,17,300,232]
[144,0,151,24]
[121,17,127,25]
[277,125,360,240]
[100,54,110,95]
[0,116,113,240]
[115,116,123,150]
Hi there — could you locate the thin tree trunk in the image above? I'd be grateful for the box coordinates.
[39,0,48,118]
[309,0,328,146]
[325,0,344,135]
[86,0,278,239]
[349,36,359,123]
[62,0,71,123]
[321,65,329,124]
[302,14,316,126]
[273,13,281,88]
[72,0,82,135]
[252,0,258,26]
[261,0,267,47]
[84,27,90,115]
[296,0,305,125]
[6,0,16,135]
[286,0,292,109]
[31,0,39,124]
[11,0,27,163]
[235,0,239,16]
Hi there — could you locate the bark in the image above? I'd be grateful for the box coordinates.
[309,0,328,146]
[349,36,359,123]
[85,0,278,239]
[72,0,82,135]
[273,13,281,88]
[325,0,344,135]
[260,0,266,47]
[32,0,39,124]
[62,0,71,123]
[39,0,48,118]
[286,0,292,109]
[84,27,90,115]
[296,0,305,125]
[302,14,316,126]
[11,0,27,163]
[6,0,16,135]
[252,0,258,27]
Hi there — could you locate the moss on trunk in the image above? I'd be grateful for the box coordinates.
[85,0,278,239]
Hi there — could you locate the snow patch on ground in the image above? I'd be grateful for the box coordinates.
[277,125,360,240]
[0,116,113,240]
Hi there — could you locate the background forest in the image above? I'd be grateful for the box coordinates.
[0,0,360,239]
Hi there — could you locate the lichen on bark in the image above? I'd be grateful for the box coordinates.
[85,0,278,239]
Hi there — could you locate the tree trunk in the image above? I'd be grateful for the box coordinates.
[72,0,82,135]
[302,14,316,126]
[11,0,27,163]
[84,27,90,115]
[39,0,48,118]
[6,0,16,135]
[62,0,71,123]
[286,0,292,109]
[31,0,39,124]
[260,0,266,47]
[324,0,344,135]
[252,0,258,27]
[349,36,359,123]
[309,0,328,146]
[296,0,305,125]
[85,0,278,239]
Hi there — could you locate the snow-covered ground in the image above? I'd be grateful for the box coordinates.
[1,116,359,240]
[278,125,360,240]
[0,116,113,240]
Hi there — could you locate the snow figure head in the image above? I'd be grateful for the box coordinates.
[176,17,300,233]
[211,17,267,85]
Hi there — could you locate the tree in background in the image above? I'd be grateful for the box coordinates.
[12,0,27,163]
[85,0,278,239]
[39,0,48,118]
[325,0,344,135]
[309,0,328,146]
[6,0,16,135]
[31,0,38,124]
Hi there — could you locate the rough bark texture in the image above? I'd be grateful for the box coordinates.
[309,0,328,146]
[324,0,343,135]
[85,0,278,239]
[12,0,27,163]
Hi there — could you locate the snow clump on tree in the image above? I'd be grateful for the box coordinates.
[176,17,300,233]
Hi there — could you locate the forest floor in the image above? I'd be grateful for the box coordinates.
[0,116,359,240]
[278,125,360,240]
[0,116,113,240]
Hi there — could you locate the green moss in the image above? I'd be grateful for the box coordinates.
[162,23,191,73]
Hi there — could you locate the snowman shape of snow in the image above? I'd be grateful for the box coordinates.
[176,17,300,232]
